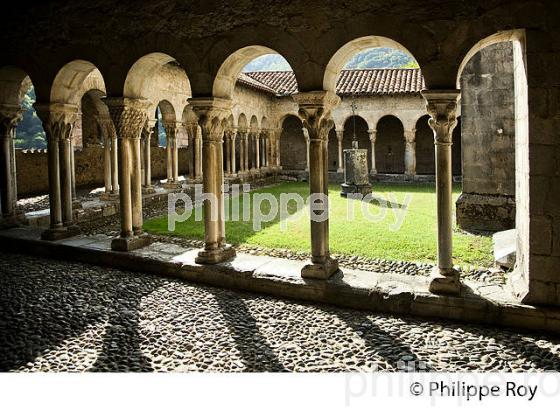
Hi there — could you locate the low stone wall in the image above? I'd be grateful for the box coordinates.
[456,193,516,232]
[16,146,190,197]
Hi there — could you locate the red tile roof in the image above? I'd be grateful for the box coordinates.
[237,68,425,96]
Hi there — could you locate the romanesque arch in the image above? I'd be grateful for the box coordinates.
[279,115,305,171]
[375,115,405,174]
[415,115,434,175]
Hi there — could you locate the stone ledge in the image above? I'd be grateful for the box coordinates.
[0,226,559,335]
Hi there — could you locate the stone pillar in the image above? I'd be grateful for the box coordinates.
[69,130,79,207]
[173,124,180,183]
[367,129,377,175]
[304,129,310,172]
[0,105,22,226]
[238,130,246,173]
[35,103,80,240]
[293,91,340,279]
[276,130,281,168]
[422,90,461,295]
[106,97,151,251]
[100,118,113,193]
[189,97,236,264]
[244,133,250,172]
[255,131,260,170]
[163,121,181,189]
[191,126,203,181]
[404,129,417,177]
[142,119,156,193]
[224,130,232,176]
[335,130,344,173]
[230,130,237,175]
[110,126,119,194]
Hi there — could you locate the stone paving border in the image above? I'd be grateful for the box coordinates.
[1,226,559,335]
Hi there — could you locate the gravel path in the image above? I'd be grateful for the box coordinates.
[0,251,558,373]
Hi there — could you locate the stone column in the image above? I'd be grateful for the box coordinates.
[142,119,156,193]
[189,97,236,264]
[230,130,237,175]
[404,129,417,177]
[0,105,22,226]
[254,131,260,170]
[163,121,181,189]
[293,91,340,279]
[367,129,377,175]
[304,128,310,172]
[173,123,180,183]
[244,132,250,172]
[262,132,268,168]
[276,130,281,168]
[335,130,344,173]
[110,126,119,194]
[422,90,461,295]
[195,127,203,180]
[238,130,246,173]
[224,130,232,176]
[35,103,80,240]
[69,131,78,207]
[106,97,151,251]
[101,119,113,194]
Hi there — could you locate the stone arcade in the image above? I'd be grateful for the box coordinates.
[0,0,559,333]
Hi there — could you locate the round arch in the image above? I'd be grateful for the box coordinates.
[323,36,419,93]
[238,113,248,131]
[375,114,405,174]
[279,114,306,171]
[456,29,525,89]
[213,45,298,99]
[414,115,434,175]
[125,52,191,121]
[50,60,106,106]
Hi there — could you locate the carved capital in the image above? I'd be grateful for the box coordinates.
[404,129,416,144]
[105,97,150,140]
[0,104,23,137]
[163,121,181,140]
[293,91,340,141]
[421,90,460,145]
[34,102,80,142]
[188,97,232,143]
[335,130,344,142]
[367,129,377,143]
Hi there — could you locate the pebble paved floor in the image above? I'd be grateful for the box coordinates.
[1,251,559,373]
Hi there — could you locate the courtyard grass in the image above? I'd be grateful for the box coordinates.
[144,182,493,267]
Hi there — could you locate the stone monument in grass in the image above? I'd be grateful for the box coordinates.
[340,97,372,197]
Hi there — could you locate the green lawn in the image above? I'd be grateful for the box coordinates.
[144,182,493,267]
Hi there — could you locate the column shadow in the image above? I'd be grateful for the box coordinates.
[208,288,286,372]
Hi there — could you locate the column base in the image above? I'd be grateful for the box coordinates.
[72,199,82,209]
[41,224,80,241]
[163,182,182,190]
[301,256,339,279]
[195,244,236,264]
[369,170,377,176]
[340,183,372,198]
[337,168,344,174]
[111,233,151,252]
[428,267,461,295]
[100,192,119,201]
[142,186,156,194]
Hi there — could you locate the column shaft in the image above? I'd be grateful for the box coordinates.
[336,130,344,173]
[103,132,112,192]
[59,136,73,226]
[422,89,461,295]
[131,136,143,234]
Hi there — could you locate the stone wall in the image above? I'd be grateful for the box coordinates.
[16,146,190,197]
[457,42,516,232]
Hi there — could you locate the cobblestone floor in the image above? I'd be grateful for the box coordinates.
[1,251,559,373]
